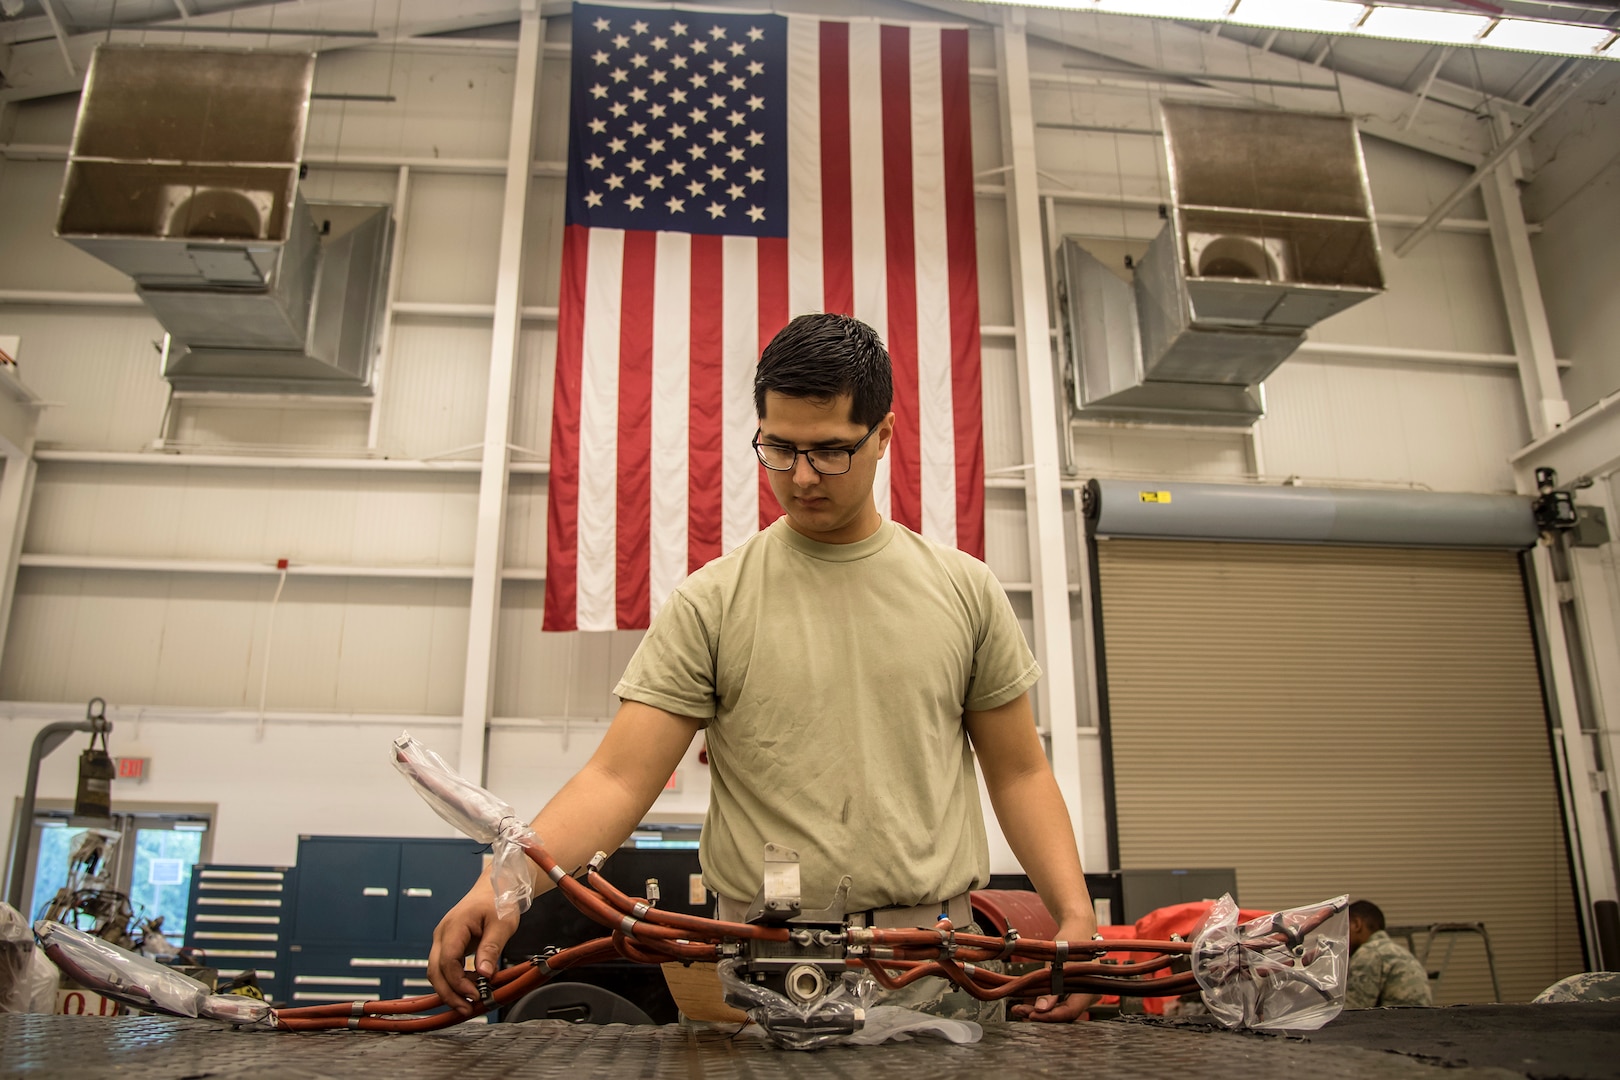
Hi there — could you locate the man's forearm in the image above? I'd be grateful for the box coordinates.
[986,767,1096,933]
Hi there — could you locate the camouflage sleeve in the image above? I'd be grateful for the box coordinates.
[1344,951,1380,1010]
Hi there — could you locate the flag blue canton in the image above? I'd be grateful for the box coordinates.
[566,4,790,238]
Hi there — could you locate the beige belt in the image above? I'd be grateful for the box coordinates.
[715,891,972,929]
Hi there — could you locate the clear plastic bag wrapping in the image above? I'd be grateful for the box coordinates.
[391,733,538,918]
[1191,893,1349,1032]
[716,959,981,1050]
[33,920,209,1018]
[0,903,58,1013]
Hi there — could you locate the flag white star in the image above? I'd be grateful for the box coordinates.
[687,144,707,160]
[631,19,649,34]
[747,60,764,76]
[628,121,647,137]
[671,55,688,70]
[606,174,625,190]
[650,35,668,50]
[747,26,765,41]
[589,118,608,134]
[747,205,766,222]
[650,103,667,119]
[689,108,708,124]
[746,130,764,147]
[649,70,667,85]
[666,196,686,213]
[670,88,688,104]
[707,163,726,181]
[626,193,645,210]
[646,174,665,190]
[746,166,765,184]
[708,59,726,75]
[708,92,727,109]
[647,138,666,155]
[706,201,726,219]
[691,74,708,89]
[707,129,727,145]
[668,161,687,176]
[609,102,628,118]
[610,67,629,83]
[726,146,746,163]
[630,53,649,69]
[687,179,706,196]
[586,190,604,207]
[727,110,745,126]
[608,137,627,154]
[709,25,727,39]
[629,87,648,103]
[586,153,605,170]
[671,21,688,36]
[729,42,746,57]
[627,157,646,174]
[593,17,610,32]
[728,76,746,92]
[592,50,609,65]
[691,40,708,54]
[612,34,630,49]
[589,83,609,99]
[746,95,764,111]
[669,122,688,139]
[727,183,745,201]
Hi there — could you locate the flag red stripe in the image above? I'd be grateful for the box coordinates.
[688,235,726,573]
[616,230,657,627]
[757,236,790,530]
[818,22,854,317]
[940,28,984,560]
[543,224,590,631]
[879,25,921,534]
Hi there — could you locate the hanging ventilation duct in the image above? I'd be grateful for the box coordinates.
[1060,103,1386,426]
[56,45,390,394]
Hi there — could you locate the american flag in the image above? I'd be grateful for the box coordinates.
[544,3,985,632]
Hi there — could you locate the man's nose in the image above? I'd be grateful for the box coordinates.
[791,453,821,486]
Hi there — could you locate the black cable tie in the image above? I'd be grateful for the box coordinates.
[1052,940,1069,998]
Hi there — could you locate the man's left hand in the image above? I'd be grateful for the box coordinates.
[1010,918,1101,1023]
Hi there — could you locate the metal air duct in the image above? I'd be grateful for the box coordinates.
[1060,103,1386,426]
[56,45,390,394]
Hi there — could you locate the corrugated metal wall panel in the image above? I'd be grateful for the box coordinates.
[374,319,492,460]
[1072,428,1250,481]
[494,582,644,719]
[1095,538,1583,1005]
[510,325,557,460]
[0,161,132,293]
[520,181,567,311]
[306,48,516,161]
[503,473,548,574]
[0,309,169,450]
[397,174,505,305]
[167,404,370,452]
[0,570,469,713]
[298,166,403,205]
[984,487,1032,584]
[25,463,477,567]
[979,343,1024,472]
[1258,357,1529,492]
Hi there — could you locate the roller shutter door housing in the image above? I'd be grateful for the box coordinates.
[1095,538,1584,1005]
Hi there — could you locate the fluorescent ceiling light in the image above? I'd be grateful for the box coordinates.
[1094,0,1230,18]
[1357,6,1491,46]
[1229,0,1367,34]
[1483,18,1615,55]
[1604,34,1620,59]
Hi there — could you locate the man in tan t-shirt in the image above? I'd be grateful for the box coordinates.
[428,313,1097,1023]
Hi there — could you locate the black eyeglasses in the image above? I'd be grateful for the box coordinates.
[752,423,880,476]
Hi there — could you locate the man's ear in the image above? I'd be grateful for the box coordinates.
[875,411,897,458]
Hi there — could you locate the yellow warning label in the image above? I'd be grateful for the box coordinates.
[1139,491,1172,504]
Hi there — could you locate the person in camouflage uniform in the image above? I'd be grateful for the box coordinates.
[1345,900,1433,1009]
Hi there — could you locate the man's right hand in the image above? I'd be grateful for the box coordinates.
[427,878,520,1016]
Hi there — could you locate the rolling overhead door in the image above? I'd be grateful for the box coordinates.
[1088,484,1583,1006]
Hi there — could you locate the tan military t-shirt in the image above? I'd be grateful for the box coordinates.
[614,517,1040,912]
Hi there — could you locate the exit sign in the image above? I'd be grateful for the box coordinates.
[115,757,150,782]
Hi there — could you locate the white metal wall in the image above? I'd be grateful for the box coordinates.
[0,6,1595,899]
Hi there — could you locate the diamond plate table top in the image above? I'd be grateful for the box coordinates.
[0,1014,1531,1080]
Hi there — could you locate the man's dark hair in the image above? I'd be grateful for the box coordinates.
[755,313,893,428]
[1349,900,1385,932]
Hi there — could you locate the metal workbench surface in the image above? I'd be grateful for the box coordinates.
[0,1013,1536,1080]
